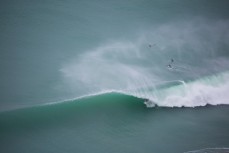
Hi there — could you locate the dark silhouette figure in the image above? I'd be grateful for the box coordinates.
[167,58,174,70]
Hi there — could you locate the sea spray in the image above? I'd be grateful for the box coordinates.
[124,71,229,107]
[61,19,229,107]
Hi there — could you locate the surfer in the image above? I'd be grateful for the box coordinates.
[167,58,175,70]
[167,58,188,71]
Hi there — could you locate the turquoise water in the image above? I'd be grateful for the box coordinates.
[1,0,229,152]
[1,93,229,153]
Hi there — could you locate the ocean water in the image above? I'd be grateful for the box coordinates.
[1,94,229,153]
[0,0,229,152]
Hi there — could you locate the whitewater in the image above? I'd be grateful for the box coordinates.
[40,70,229,110]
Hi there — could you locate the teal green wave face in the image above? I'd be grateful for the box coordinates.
[1,93,229,153]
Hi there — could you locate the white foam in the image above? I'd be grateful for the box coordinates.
[124,72,229,107]
[183,147,229,153]
[40,71,229,109]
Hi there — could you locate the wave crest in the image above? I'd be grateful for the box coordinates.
[120,71,229,107]
[42,72,229,109]
[184,147,229,153]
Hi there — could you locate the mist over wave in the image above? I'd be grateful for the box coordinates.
[137,72,229,107]
[60,19,229,107]
[50,71,229,108]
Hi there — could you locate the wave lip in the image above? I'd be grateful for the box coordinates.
[9,72,229,112]
[122,71,229,108]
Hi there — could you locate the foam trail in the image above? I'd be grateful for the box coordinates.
[42,90,115,106]
[183,147,229,153]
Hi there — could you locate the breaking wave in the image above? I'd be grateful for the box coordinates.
[129,71,229,107]
[184,147,229,153]
[59,19,229,109]
[43,71,229,109]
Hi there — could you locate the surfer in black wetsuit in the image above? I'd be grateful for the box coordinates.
[167,58,174,70]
